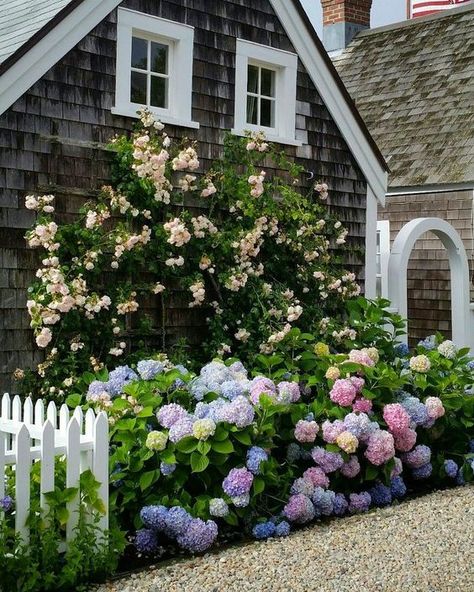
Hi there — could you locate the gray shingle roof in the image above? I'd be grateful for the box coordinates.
[0,0,71,65]
[333,6,474,188]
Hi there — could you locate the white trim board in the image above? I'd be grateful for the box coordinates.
[269,0,388,205]
[0,0,388,206]
[0,0,122,117]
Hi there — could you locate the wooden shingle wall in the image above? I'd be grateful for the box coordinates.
[378,190,474,345]
[0,0,368,393]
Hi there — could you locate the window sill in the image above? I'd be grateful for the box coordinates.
[231,128,302,147]
[112,105,200,129]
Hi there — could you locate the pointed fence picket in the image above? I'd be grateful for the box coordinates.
[0,394,109,549]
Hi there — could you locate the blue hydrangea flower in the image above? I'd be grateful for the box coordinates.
[189,378,209,401]
[275,521,291,537]
[107,366,138,396]
[311,487,335,516]
[305,412,315,421]
[418,335,436,350]
[87,380,109,397]
[221,380,246,401]
[390,476,407,499]
[286,443,301,463]
[0,496,13,513]
[444,459,458,478]
[246,446,268,475]
[137,359,165,380]
[252,521,276,539]
[140,505,169,531]
[369,482,392,507]
[160,462,176,476]
[135,528,159,554]
[412,462,433,480]
[394,342,410,357]
[466,360,474,370]
[456,469,466,486]
[164,506,192,537]
[399,396,429,426]
[333,493,348,516]
[176,518,218,553]
[469,439,474,453]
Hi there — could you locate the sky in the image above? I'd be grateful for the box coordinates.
[300,0,408,36]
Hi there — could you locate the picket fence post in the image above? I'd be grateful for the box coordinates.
[0,395,109,550]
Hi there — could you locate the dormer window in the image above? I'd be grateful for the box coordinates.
[232,39,300,146]
[112,8,199,129]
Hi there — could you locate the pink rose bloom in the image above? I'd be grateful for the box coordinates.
[383,403,411,435]
[249,377,276,405]
[350,376,365,394]
[352,397,373,414]
[329,379,357,407]
[340,455,361,478]
[393,428,417,452]
[364,430,395,466]
[303,467,329,489]
[294,420,319,443]
[348,349,375,367]
[322,419,345,443]
[425,397,445,420]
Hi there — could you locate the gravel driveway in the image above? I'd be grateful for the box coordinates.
[92,486,474,592]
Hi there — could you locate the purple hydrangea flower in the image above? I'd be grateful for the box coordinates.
[456,469,466,486]
[290,477,315,497]
[369,483,392,507]
[157,403,189,428]
[135,528,159,554]
[275,521,291,537]
[137,359,166,380]
[164,506,192,537]
[402,444,431,469]
[390,476,407,499]
[311,447,344,473]
[276,381,301,404]
[246,446,268,475]
[140,505,168,531]
[0,496,13,513]
[160,462,176,476]
[340,455,361,479]
[223,468,254,497]
[444,459,458,478]
[177,518,218,553]
[343,413,373,441]
[219,396,255,428]
[348,492,371,513]
[168,418,194,443]
[221,380,247,401]
[107,365,138,396]
[333,493,348,516]
[398,396,429,427]
[87,380,109,397]
[311,487,335,516]
[252,521,276,539]
[412,462,433,480]
[283,494,315,524]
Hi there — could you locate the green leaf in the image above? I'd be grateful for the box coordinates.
[176,436,198,454]
[136,406,154,418]
[57,506,69,526]
[160,449,176,464]
[190,452,209,473]
[65,394,82,408]
[211,439,234,454]
[325,443,340,453]
[139,470,157,491]
[253,477,265,495]
[197,440,212,455]
[233,431,252,446]
[364,465,379,481]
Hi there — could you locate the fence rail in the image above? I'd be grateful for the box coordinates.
[0,394,108,547]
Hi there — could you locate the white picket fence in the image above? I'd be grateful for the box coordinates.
[0,394,108,547]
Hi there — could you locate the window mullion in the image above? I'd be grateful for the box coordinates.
[146,40,151,106]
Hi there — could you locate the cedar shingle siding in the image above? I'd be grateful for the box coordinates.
[0,0,368,393]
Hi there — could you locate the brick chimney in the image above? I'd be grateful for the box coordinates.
[321,0,372,53]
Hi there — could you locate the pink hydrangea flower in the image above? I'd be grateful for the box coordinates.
[340,455,361,478]
[303,467,329,489]
[277,381,301,404]
[364,430,395,466]
[424,397,445,420]
[350,376,365,394]
[393,428,417,452]
[329,379,357,407]
[348,349,375,367]
[321,419,345,443]
[383,403,411,435]
[249,377,276,405]
[294,420,319,443]
[352,397,373,414]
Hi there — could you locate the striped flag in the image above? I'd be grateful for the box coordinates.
[410,0,472,18]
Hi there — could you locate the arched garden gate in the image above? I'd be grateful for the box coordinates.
[384,217,474,350]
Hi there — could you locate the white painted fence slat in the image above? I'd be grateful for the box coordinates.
[34,399,45,427]
[73,406,84,433]
[15,424,31,544]
[93,411,109,536]
[47,401,57,427]
[40,420,55,519]
[23,398,34,424]
[66,417,81,542]
[12,395,22,422]
[59,404,69,432]
[0,431,4,498]
[1,393,11,419]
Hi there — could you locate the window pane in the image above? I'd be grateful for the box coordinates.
[151,42,168,74]
[247,65,259,94]
[151,75,167,108]
[260,68,275,97]
[131,37,148,70]
[260,98,275,127]
[131,71,147,104]
[246,94,258,125]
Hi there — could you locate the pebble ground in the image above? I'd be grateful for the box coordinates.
[92,486,474,592]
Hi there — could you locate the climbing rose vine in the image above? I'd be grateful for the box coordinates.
[22,108,360,397]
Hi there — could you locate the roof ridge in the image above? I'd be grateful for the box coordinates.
[355,1,474,39]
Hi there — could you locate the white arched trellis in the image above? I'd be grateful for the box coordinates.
[387,217,473,349]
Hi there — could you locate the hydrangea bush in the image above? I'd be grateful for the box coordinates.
[70,324,474,556]
[20,109,361,398]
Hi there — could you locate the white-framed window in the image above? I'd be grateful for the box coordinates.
[112,8,199,129]
[376,220,390,298]
[232,39,301,146]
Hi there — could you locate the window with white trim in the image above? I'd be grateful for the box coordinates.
[232,39,300,146]
[112,8,199,129]
[376,220,390,298]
